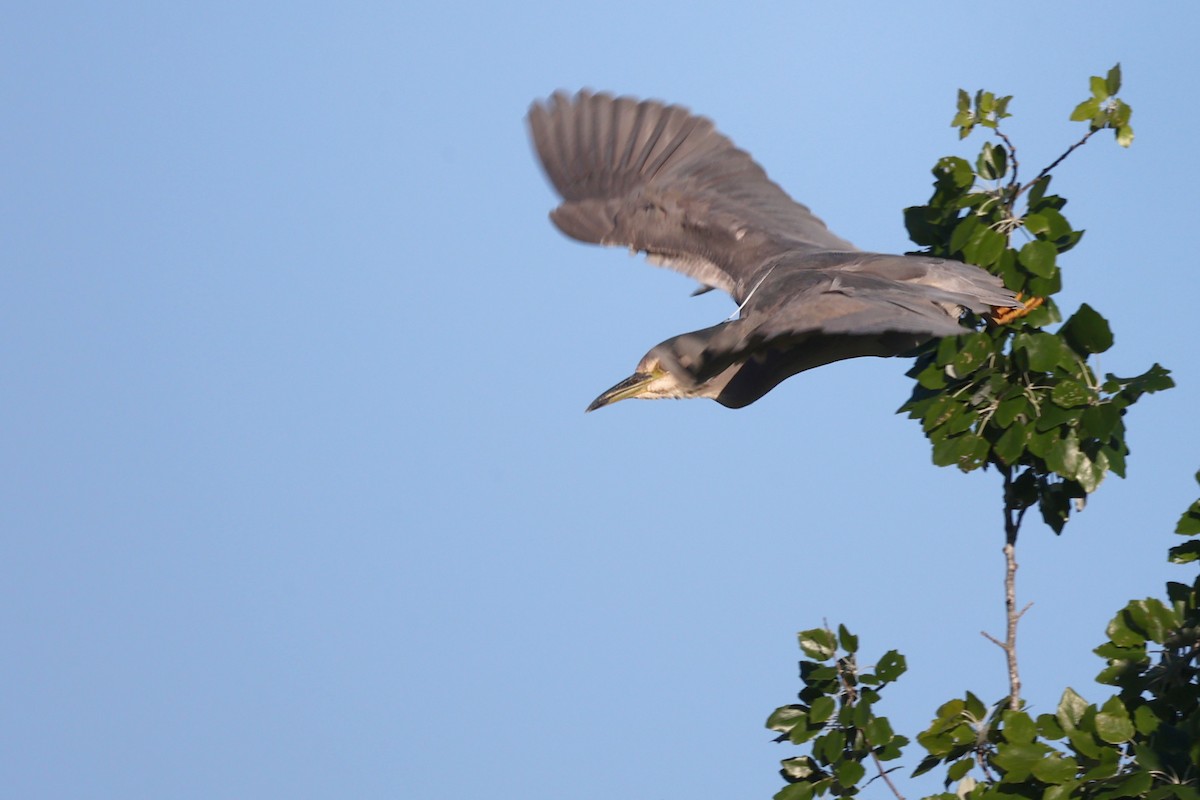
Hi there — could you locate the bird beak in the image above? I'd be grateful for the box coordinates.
[585,372,653,412]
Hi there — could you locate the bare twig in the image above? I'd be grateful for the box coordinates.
[1018,128,1100,199]
[999,540,1022,710]
[991,467,1027,710]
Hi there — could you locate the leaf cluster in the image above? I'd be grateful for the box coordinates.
[766,626,908,799]
[1070,64,1135,147]
[769,476,1200,799]
[901,66,1168,533]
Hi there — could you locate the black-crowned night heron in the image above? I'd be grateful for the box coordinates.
[527,90,1021,411]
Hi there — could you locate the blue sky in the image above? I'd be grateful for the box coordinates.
[4,2,1198,798]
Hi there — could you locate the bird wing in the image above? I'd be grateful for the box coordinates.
[527,90,856,301]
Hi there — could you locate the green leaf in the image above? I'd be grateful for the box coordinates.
[946,758,972,781]
[1056,688,1089,730]
[1116,123,1134,147]
[1132,705,1160,736]
[949,216,981,254]
[1060,303,1114,354]
[993,422,1029,465]
[774,782,815,800]
[834,759,865,788]
[798,628,836,660]
[1002,710,1036,744]
[992,741,1050,779]
[836,624,858,654]
[767,705,807,732]
[1176,493,1200,535]
[809,696,836,724]
[1071,98,1102,122]
[865,716,894,746]
[977,142,1008,180]
[949,333,992,377]
[962,225,1006,267]
[1105,610,1146,647]
[1105,63,1122,95]
[1089,75,1109,100]
[993,395,1027,428]
[1017,240,1057,277]
[1032,753,1079,784]
[1050,379,1092,409]
[1171,540,1200,564]
[932,432,988,472]
[1036,713,1065,740]
[1013,331,1070,372]
[1094,707,1134,744]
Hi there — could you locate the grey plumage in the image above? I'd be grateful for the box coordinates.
[527,90,1020,410]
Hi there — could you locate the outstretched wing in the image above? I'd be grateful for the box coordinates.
[527,90,856,300]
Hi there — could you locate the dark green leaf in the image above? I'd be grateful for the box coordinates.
[1060,303,1114,354]
[993,395,1027,428]
[993,422,1029,465]
[834,760,865,788]
[1036,713,1065,740]
[809,696,835,725]
[977,142,1008,180]
[1176,493,1200,535]
[962,225,1006,267]
[1013,332,1070,372]
[875,650,907,682]
[946,758,972,781]
[836,624,858,654]
[1169,541,1200,564]
[1080,403,1122,441]
[949,333,992,377]
[1132,705,1160,736]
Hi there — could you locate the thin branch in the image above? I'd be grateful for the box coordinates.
[1018,127,1100,200]
[995,468,1027,710]
[868,748,907,800]
[995,128,1020,190]
[1000,540,1022,710]
[833,655,905,800]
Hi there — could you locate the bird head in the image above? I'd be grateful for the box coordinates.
[585,353,710,412]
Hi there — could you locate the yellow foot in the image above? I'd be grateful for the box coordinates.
[991,293,1045,325]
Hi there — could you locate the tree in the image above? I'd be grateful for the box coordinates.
[765,66,1194,799]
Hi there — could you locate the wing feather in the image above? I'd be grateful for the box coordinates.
[528,90,856,299]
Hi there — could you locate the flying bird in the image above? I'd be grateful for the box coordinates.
[527,90,1020,411]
